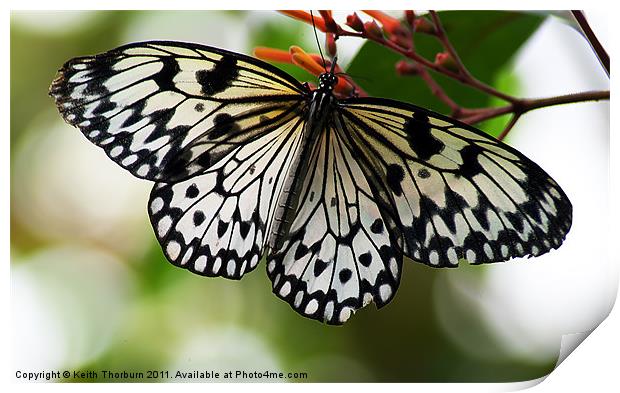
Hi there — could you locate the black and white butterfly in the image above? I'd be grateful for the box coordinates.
[49,41,572,324]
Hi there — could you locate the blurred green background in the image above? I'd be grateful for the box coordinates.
[10,10,608,382]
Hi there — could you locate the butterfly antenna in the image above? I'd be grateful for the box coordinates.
[330,56,338,75]
[310,10,328,72]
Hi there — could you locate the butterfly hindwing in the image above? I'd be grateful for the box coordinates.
[337,98,572,267]
[267,121,402,324]
[149,110,306,279]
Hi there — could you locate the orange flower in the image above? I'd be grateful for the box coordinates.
[278,10,327,32]
[254,45,354,97]
[290,47,354,96]
[253,47,293,64]
[290,45,326,76]
[363,10,403,35]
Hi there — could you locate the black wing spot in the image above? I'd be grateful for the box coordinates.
[314,259,329,277]
[459,144,485,178]
[195,56,238,96]
[193,210,206,226]
[195,152,212,169]
[338,268,353,284]
[506,212,525,232]
[370,218,384,234]
[194,103,205,112]
[239,220,251,238]
[418,168,431,178]
[91,99,115,116]
[185,183,199,198]
[471,205,491,231]
[405,112,444,160]
[217,220,229,237]
[153,56,181,91]
[209,113,240,140]
[358,252,372,267]
[294,243,309,260]
[379,245,396,261]
[163,146,196,180]
[386,164,405,196]
[330,197,337,207]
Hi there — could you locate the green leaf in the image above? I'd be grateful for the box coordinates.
[10,11,139,148]
[347,11,544,115]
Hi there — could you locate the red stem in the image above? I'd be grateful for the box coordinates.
[459,90,610,125]
[572,10,609,76]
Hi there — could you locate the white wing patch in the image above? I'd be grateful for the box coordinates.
[267,122,402,324]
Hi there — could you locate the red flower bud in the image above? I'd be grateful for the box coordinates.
[334,78,355,97]
[389,29,412,50]
[363,10,402,36]
[414,17,436,34]
[395,60,418,76]
[346,12,364,32]
[435,52,458,72]
[363,20,384,40]
[405,10,416,28]
[318,10,339,34]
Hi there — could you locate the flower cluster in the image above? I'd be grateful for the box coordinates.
[254,45,356,96]
[253,10,609,141]
[254,11,454,97]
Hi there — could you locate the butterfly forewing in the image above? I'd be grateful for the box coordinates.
[50,41,305,181]
[337,98,572,267]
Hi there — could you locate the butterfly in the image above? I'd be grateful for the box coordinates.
[49,40,572,325]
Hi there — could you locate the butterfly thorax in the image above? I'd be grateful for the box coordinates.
[267,75,337,251]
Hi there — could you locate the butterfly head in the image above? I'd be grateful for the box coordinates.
[318,73,338,91]
[318,57,339,91]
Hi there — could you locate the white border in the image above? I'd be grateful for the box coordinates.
[4,1,616,392]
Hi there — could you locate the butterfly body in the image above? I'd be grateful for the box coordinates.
[50,41,572,325]
[270,72,339,250]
